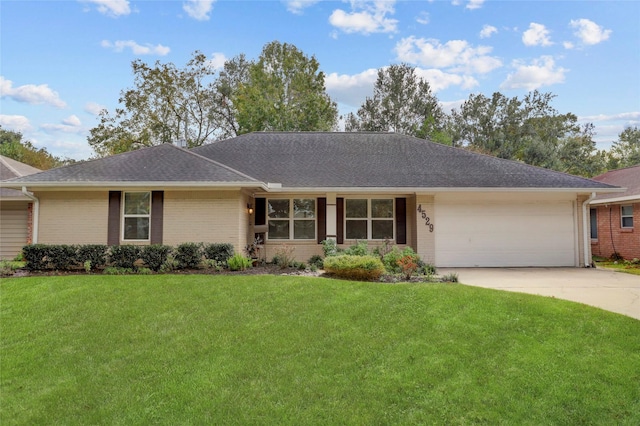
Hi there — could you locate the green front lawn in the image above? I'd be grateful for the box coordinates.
[595,259,640,275]
[2,275,639,425]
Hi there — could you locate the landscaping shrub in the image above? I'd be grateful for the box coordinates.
[227,253,252,271]
[22,244,51,270]
[47,245,77,270]
[383,247,420,274]
[323,255,385,281]
[343,240,369,256]
[272,245,295,269]
[397,254,419,280]
[203,243,234,264]
[174,243,203,269]
[321,239,340,257]
[140,245,173,272]
[76,245,108,271]
[109,245,141,269]
[308,254,324,269]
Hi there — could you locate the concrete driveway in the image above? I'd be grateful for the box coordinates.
[438,267,640,320]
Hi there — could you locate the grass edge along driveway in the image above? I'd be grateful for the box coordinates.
[2,274,639,425]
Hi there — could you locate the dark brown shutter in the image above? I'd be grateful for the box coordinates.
[255,198,266,226]
[150,191,164,244]
[317,197,326,243]
[336,197,344,244]
[108,191,121,246]
[396,197,407,245]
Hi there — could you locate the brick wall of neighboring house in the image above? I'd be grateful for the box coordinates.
[591,202,640,260]
[26,202,33,245]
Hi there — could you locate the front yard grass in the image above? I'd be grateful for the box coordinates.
[2,275,639,425]
[594,258,640,275]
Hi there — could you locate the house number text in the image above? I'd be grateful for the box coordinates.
[417,204,434,232]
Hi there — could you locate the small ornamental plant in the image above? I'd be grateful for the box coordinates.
[397,255,419,280]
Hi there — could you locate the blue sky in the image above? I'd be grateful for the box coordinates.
[1,0,638,159]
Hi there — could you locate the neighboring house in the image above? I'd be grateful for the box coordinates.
[1,132,621,267]
[0,155,41,259]
[589,164,640,260]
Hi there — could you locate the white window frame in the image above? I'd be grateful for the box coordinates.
[344,198,395,241]
[122,191,151,241]
[621,205,634,229]
[267,198,316,241]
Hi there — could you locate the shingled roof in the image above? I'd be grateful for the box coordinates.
[0,155,41,198]
[3,143,262,188]
[591,164,640,203]
[192,132,617,190]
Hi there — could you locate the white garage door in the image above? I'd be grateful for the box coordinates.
[435,200,577,267]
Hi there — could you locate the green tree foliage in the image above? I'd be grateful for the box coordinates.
[0,126,69,170]
[345,64,447,141]
[88,52,224,156]
[448,91,605,176]
[233,41,338,134]
[608,126,640,169]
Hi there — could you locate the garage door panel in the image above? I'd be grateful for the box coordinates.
[435,201,576,267]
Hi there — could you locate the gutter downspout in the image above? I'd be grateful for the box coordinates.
[582,192,596,267]
[21,186,39,244]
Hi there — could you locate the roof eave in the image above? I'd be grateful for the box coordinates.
[1,181,269,191]
[257,186,626,194]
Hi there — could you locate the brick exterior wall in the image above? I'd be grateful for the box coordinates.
[591,202,640,260]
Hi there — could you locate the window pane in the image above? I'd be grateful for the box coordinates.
[371,199,393,218]
[346,220,367,239]
[124,217,149,240]
[622,217,634,228]
[294,199,315,218]
[346,199,367,218]
[294,220,315,239]
[268,220,290,239]
[268,199,290,218]
[590,209,598,239]
[124,192,150,215]
[372,220,394,239]
[622,205,633,216]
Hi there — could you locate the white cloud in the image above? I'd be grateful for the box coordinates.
[579,112,640,123]
[325,68,379,107]
[479,25,497,39]
[0,115,32,132]
[81,0,130,17]
[329,1,398,35]
[395,36,502,74]
[207,52,227,70]
[0,76,66,108]
[183,0,215,21]
[84,102,106,115]
[101,40,170,56]
[440,99,466,113]
[416,11,429,25]
[41,115,84,134]
[466,0,485,10]
[500,56,567,91]
[570,18,612,45]
[415,68,478,91]
[522,22,553,46]
[283,0,319,14]
[563,41,575,50]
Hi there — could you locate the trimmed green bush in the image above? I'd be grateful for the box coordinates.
[174,243,203,269]
[47,245,77,270]
[22,244,50,271]
[76,245,108,271]
[308,254,324,269]
[227,253,252,271]
[323,255,385,281]
[140,245,173,272]
[203,243,234,264]
[109,245,141,269]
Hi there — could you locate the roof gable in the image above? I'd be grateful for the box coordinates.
[193,132,617,190]
[4,144,260,187]
[592,164,640,202]
[1,155,42,198]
